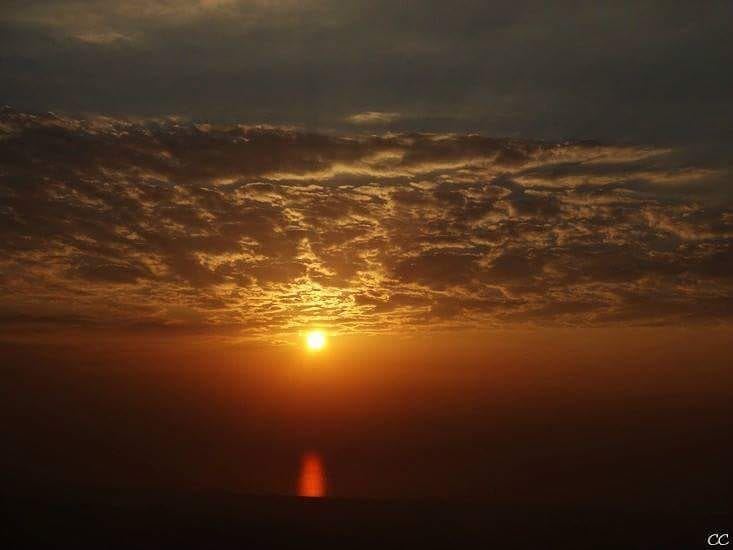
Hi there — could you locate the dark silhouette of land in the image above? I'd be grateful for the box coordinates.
[3,487,729,549]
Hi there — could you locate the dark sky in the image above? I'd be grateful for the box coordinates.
[2,0,733,144]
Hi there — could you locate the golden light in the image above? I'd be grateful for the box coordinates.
[305,330,326,351]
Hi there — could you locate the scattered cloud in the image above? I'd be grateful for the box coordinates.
[0,108,731,340]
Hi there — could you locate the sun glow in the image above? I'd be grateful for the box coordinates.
[306,330,326,351]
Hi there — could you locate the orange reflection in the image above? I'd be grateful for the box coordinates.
[298,451,326,498]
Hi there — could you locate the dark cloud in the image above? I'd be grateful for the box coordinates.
[1,1,732,145]
[0,110,731,337]
[393,251,482,289]
[68,256,154,284]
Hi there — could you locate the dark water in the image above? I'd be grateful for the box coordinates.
[3,487,729,549]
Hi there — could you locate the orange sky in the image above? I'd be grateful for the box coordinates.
[3,326,731,506]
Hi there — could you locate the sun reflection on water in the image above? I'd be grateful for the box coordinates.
[298,451,326,498]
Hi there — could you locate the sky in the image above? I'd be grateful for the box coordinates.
[1,1,732,143]
[1,1,732,504]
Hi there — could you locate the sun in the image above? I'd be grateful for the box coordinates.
[306,330,326,351]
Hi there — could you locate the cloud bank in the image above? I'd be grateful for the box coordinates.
[1,108,731,339]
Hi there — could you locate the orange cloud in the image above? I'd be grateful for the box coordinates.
[1,108,731,342]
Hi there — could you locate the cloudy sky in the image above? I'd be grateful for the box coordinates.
[2,1,732,143]
[1,1,732,502]
[1,107,731,339]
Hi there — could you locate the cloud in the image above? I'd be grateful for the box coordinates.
[2,1,731,146]
[0,109,731,339]
[346,112,402,126]
[73,31,133,44]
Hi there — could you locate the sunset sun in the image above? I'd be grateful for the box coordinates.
[305,330,326,351]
